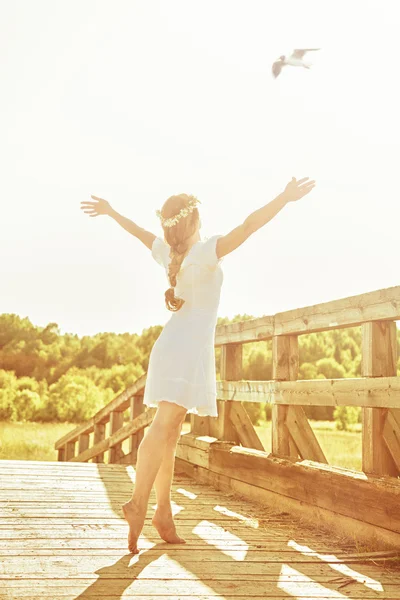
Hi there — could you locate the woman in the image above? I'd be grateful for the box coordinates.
[80,175,315,553]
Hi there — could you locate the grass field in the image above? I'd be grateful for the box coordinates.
[0,419,362,471]
[254,420,362,471]
[0,421,79,462]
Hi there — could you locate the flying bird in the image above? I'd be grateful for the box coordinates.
[272,48,320,78]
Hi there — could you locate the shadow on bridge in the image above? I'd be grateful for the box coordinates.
[71,461,395,599]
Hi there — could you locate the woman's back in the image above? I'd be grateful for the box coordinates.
[151,234,224,313]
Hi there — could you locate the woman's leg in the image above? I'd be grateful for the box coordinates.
[152,413,186,543]
[121,401,187,553]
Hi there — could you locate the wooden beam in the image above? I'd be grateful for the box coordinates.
[286,405,328,463]
[209,344,242,443]
[220,343,243,381]
[229,402,264,451]
[176,434,400,541]
[362,320,399,476]
[272,335,299,381]
[272,335,298,458]
[109,410,124,463]
[190,414,210,436]
[362,321,398,377]
[216,376,400,408]
[215,315,274,345]
[209,400,240,443]
[92,422,106,464]
[215,285,400,345]
[174,452,400,550]
[208,443,400,535]
[383,408,400,472]
[78,434,89,456]
[176,433,235,470]
[64,441,75,461]
[129,395,144,463]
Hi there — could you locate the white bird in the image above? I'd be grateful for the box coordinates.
[272,48,320,78]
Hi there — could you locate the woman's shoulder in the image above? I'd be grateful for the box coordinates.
[188,235,223,268]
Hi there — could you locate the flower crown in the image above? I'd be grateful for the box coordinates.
[156,195,201,228]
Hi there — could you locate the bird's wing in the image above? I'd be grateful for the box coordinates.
[272,61,282,78]
[292,48,320,59]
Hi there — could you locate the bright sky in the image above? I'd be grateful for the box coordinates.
[1,0,399,337]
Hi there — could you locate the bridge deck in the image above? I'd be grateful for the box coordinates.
[0,459,399,599]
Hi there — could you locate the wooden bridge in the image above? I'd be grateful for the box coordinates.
[1,286,400,598]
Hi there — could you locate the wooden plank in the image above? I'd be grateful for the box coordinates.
[190,414,210,436]
[3,558,397,580]
[362,320,399,476]
[215,315,274,345]
[109,410,124,463]
[128,395,144,463]
[177,434,233,469]
[92,422,106,464]
[64,441,75,461]
[362,321,398,377]
[207,444,400,536]
[229,402,264,451]
[78,434,89,455]
[285,406,328,463]
[215,285,400,344]
[383,408,400,471]
[209,344,242,442]
[176,456,400,552]
[7,554,395,574]
[209,400,240,443]
[220,343,243,381]
[5,579,400,598]
[216,376,400,408]
[272,335,298,458]
[272,335,298,381]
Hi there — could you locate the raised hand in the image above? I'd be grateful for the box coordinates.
[80,195,113,217]
[283,177,316,203]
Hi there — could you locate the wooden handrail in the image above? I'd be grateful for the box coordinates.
[55,374,147,450]
[216,376,400,407]
[55,286,400,477]
[214,285,400,345]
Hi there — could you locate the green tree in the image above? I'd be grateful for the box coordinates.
[334,405,361,431]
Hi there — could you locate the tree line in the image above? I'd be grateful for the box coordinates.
[1,313,399,427]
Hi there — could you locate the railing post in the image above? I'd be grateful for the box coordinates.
[208,344,241,443]
[57,448,65,462]
[64,441,75,461]
[272,335,299,457]
[93,422,106,463]
[362,320,398,476]
[129,395,144,463]
[109,410,124,463]
[78,434,89,456]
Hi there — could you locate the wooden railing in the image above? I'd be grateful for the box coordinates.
[55,285,400,477]
[55,376,151,464]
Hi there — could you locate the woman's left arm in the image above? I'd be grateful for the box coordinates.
[81,195,156,250]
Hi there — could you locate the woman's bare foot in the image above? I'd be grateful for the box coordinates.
[152,508,186,544]
[122,500,147,554]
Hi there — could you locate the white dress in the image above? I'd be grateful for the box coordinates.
[143,235,224,417]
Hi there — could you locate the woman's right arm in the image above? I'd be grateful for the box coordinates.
[80,195,156,250]
[216,177,315,259]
